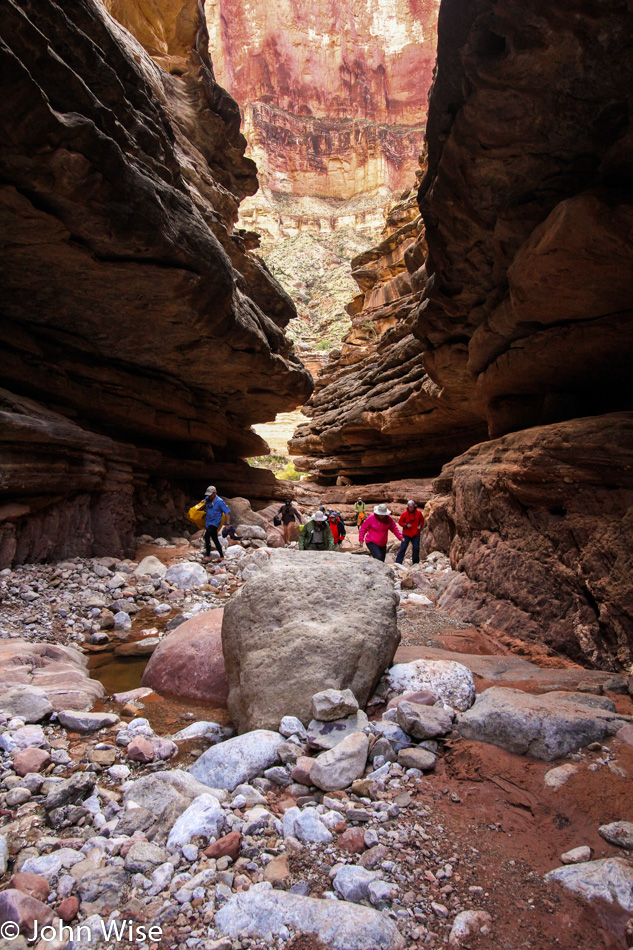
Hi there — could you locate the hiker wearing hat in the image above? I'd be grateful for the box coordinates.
[298,510,335,551]
[358,504,403,561]
[202,486,231,562]
[396,500,425,565]
[275,499,303,545]
[354,498,366,526]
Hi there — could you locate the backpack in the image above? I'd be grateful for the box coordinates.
[273,515,282,526]
[187,500,206,529]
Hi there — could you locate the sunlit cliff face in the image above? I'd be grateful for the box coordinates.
[206,0,439,232]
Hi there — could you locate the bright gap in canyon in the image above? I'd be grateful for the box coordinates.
[0,2,632,949]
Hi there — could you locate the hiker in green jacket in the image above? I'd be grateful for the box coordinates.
[298,510,335,551]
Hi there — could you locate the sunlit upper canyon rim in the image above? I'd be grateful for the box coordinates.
[1,0,633,946]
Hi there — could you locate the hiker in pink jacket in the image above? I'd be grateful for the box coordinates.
[358,503,403,562]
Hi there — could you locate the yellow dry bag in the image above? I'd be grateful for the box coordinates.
[187,500,206,529]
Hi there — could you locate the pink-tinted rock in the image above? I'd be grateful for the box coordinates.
[0,889,56,938]
[141,609,228,705]
[57,897,79,922]
[338,828,366,854]
[150,737,177,761]
[204,832,242,863]
[126,736,154,763]
[616,724,633,748]
[386,690,438,710]
[12,748,51,777]
[8,874,50,903]
[291,756,314,786]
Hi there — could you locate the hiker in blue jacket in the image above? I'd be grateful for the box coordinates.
[202,486,230,561]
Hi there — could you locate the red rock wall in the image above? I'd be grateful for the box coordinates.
[0,0,312,566]
[206,0,439,213]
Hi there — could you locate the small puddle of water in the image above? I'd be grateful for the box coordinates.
[86,605,233,734]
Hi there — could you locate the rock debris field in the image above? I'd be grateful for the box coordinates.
[1,517,633,950]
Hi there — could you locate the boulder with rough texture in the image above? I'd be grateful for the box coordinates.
[222,551,399,731]
[458,688,628,761]
[142,609,228,705]
[311,689,359,722]
[310,733,370,792]
[0,641,104,712]
[122,770,221,811]
[0,686,53,723]
[448,910,492,947]
[386,659,475,712]
[189,730,283,791]
[282,807,333,845]
[215,883,405,949]
[546,857,633,913]
[333,865,382,903]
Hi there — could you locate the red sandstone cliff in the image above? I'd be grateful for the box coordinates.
[206,0,440,236]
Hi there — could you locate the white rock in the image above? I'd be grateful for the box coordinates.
[21,848,83,879]
[387,659,475,712]
[544,763,580,789]
[310,733,370,792]
[215,882,405,949]
[0,834,8,875]
[333,865,382,902]
[561,846,592,864]
[283,807,332,844]
[279,716,307,740]
[164,562,208,589]
[546,856,633,912]
[113,611,132,631]
[189,730,284,791]
[449,910,492,946]
[135,556,167,578]
[166,793,225,852]
[172,721,228,742]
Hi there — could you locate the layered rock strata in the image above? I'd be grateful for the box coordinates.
[290,181,487,481]
[0,0,312,566]
[423,414,633,669]
[206,0,440,237]
[417,0,633,437]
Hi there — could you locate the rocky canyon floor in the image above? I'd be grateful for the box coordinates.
[0,519,632,950]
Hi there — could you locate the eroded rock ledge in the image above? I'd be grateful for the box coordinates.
[423,414,633,669]
[0,0,312,566]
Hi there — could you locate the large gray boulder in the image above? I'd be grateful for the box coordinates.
[457,687,629,760]
[221,551,399,731]
[215,882,405,949]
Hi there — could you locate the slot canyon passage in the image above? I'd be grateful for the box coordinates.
[0,0,633,947]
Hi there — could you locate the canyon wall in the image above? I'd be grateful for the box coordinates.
[416,0,633,665]
[290,170,487,481]
[206,0,440,238]
[0,0,312,567]
[296,0,633,663]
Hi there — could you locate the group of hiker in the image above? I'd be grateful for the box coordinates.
[193,487,423,565]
